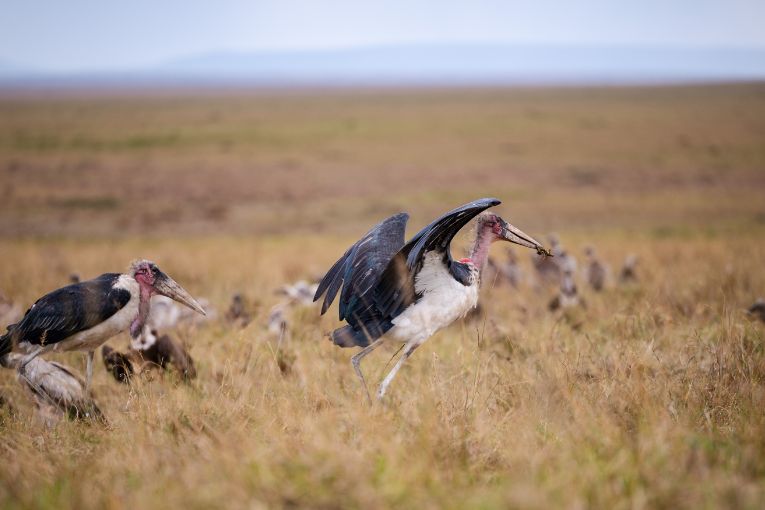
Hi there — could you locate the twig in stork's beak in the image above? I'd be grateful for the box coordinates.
[153,272,206,315]
[499,218,552,257]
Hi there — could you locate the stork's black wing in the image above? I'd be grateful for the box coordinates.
[0,274,131,355]
[375,197,500,319]
[314,213,409,318]
[314,213,409,347]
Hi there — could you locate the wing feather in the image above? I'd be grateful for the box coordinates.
[315,245,354,315]
[3,274,131,349]
[314,212,409,323]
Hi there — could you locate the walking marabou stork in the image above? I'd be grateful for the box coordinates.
[0,260,205,394]
[314,198,550,400]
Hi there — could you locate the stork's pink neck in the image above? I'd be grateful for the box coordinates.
[130,282,153,339]
[468,225,495,270]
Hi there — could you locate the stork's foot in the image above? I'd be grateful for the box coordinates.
[376,380,395,401]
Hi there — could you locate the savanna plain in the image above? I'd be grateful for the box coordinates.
[1,83,765,509]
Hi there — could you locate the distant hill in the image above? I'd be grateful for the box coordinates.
[0,58,36,77]
[2,44,765,88]
[162,44,765,83]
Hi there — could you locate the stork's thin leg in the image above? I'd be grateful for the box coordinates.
[85,350,95,395]
[351,337,387,404]
[377,340,420,401]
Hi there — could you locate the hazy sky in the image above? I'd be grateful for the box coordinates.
[2,0,764,71]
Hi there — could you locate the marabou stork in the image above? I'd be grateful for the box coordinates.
[277,280,320,306]
[499,248,523,288]
[314,198,550,400]
[619,254,639,284]
[583,245,609,291]
[268,303,290,338]
[1,353,103,424]
[548,268,583,311]
[0,260,205,394]
[226,293,252,327]
[265,280,320,338]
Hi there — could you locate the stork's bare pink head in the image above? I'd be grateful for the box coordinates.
[476,212,548,254]
[464,212,548,269]
[129,259,206,316]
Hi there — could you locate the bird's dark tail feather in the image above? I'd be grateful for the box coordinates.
[331,321,394,348]
[331,326,374,348]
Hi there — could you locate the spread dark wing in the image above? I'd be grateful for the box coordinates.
[2,274,131,350]
[375,197,501,319]
[314,212,409,321]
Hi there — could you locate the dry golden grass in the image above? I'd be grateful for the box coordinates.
[1,84,765,509]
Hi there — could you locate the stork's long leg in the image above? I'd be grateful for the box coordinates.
[85,350,95,395]
[377,340,421,401]
[351,337,387,403]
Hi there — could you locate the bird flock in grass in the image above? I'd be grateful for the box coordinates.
[0,197,761,423]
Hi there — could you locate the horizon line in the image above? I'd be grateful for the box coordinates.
[3,40,765,75]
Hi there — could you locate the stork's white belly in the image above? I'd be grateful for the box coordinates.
[390,252,479,344]
[52,275,139,353]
